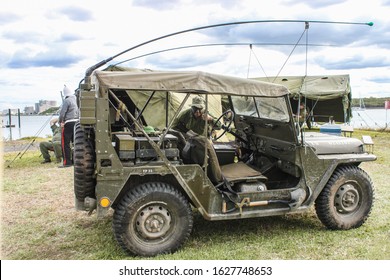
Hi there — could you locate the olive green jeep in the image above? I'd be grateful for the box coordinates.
[74,68,375,256]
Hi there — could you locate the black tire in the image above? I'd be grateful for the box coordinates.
[74,122,96,201]
[315,165,374,230]
[113,182,193,257]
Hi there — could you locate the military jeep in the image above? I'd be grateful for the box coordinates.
[74,68,375,257]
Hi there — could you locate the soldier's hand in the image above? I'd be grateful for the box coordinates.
[50,118,58,126]
[202,114,213,121]
[186,130,198,138]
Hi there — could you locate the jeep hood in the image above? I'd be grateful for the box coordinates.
[303,132,364,155]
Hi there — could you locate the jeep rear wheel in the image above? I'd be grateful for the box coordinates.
[113,182,193,257]
[74,122,96,201]
[315,165,374,230]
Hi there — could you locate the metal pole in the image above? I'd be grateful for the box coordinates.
[18,108,21,128]
[8,109,11,126]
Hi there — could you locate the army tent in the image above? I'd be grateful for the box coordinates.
[253,75,352,123]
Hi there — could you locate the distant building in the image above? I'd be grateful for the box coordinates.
[34,100,58,114]
[1,100,58,115]
[24,106,35,115]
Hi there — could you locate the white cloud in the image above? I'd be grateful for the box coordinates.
[0,0,390,111]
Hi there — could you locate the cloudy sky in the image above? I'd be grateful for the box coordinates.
[1,0,390,111]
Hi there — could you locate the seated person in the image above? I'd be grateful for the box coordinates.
[39,118,63,164]
[172,96,222,184]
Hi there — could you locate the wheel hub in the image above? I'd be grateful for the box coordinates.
[136,204,171,239]
[335,184,360,213]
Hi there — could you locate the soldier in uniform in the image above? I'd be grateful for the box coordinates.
[39,118,62,164]
[172,96,222,184]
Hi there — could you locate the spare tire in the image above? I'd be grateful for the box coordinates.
[74,122,96,201]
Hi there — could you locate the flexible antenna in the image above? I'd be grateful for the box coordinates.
[84,20,373,77]
[114,42,334,67]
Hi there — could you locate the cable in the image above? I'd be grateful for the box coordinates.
[249,45,269,80]
[247,44,252,78]
[272,27,308,83]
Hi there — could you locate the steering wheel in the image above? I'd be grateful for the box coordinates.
[211,109,235,141]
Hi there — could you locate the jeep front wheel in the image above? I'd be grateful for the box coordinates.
[315,165,374,230]
[113,182,193,257]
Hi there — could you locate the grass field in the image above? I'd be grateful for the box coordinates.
[1,130,389,260]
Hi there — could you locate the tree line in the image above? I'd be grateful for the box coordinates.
[351,97,390,108]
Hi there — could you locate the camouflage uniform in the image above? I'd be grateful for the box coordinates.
[39,124,62,163]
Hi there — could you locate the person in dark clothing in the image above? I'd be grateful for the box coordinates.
[172,96,222,184]
[58,85,79,168]
[172,96,211,135]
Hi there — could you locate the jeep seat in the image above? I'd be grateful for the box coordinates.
[221,161,267,183]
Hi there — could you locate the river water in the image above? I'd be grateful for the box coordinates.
[349,108,390,130]
[2,115,57,141]
[2,109,390,141]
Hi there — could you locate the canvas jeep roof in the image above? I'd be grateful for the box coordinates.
[93,70,289,97]
[91,68,290,130]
